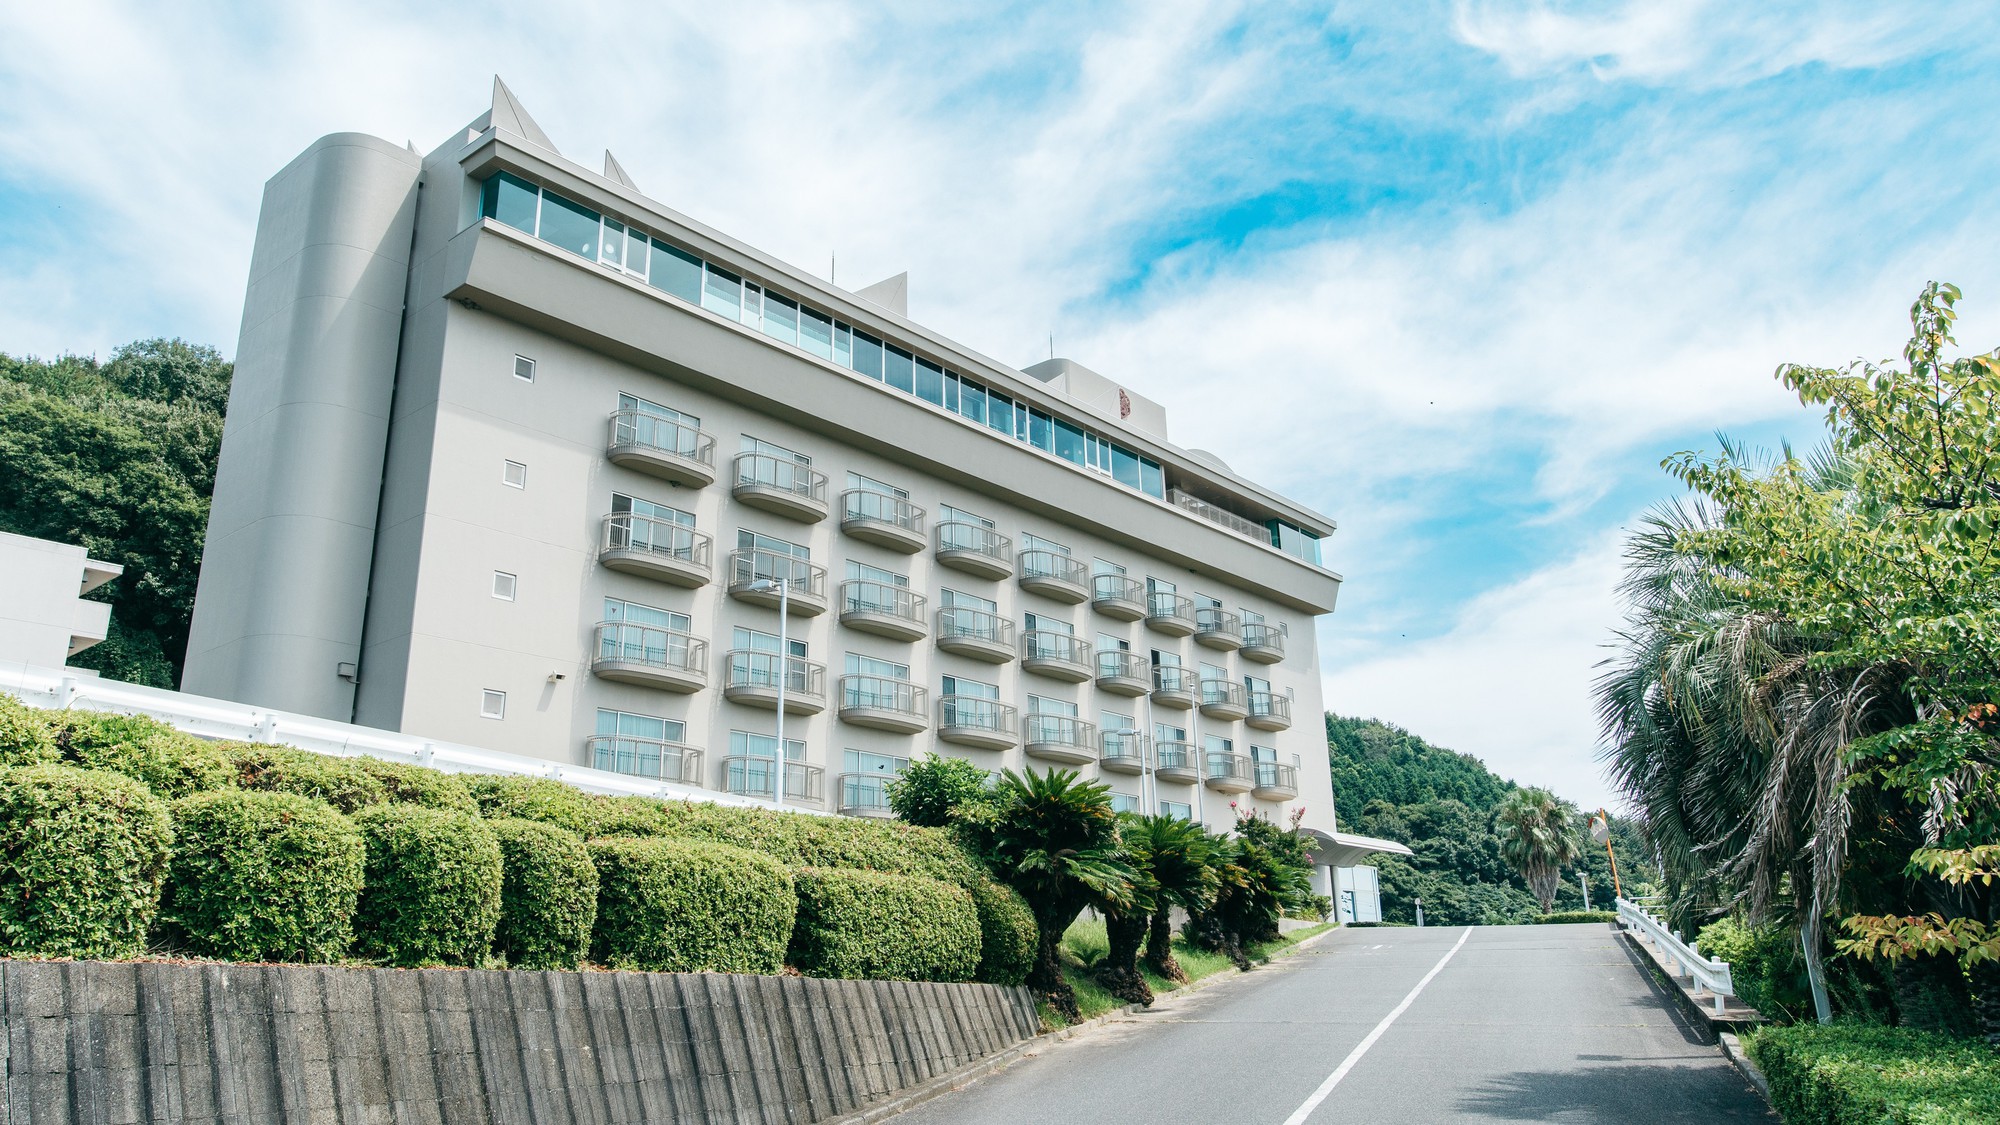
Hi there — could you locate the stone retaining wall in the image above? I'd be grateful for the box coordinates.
[0,959,1042,1124]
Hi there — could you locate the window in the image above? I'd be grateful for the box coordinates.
[734,626,807,659]
[618,393,698,429]
[940,588,996,613]
[1029,695,1077,717]
[1241,609,1265,625]
[915,358,946,405]
[1203,734,1233,755]
[594,709,689,777]
[612,493,695,527]
[596,708,686,744]
[844,748,908,779]
[742,435,811,464]
[730,730,805,760]
[738,528,810,561]
[739,282,765,333]
[800,308,834,360]
[940,504,992,528]
[491,571,517,601]
[1024,612,1071,636]
[605,598,689,632]
[481,172,540,234]
[846,560,907,587]
[847,471,905,498]
[1161,800,1193,821]
[649,241,703,304]
[1244,674,1271,693]
[1101,708,1134,735]
[1094,558,1126,578]
[513,355,536,382]
[1155,721,1187,743]
[1148,577,1177,596]
[885,344,915,394]
[762,292,800,347]
[502,460,527,488]
[1250,744,1278,763]
[846,652,910,680]
[480,690,506,719]
[701,263,743,320]
[940,674,998,699]
[1271,521,1323,566]
[538,191,602,259]
[1109,793,1139,814]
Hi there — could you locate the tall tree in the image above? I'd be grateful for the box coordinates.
[1494,787,1582,913]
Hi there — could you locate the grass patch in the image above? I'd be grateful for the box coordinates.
[1038,919,1336,1028]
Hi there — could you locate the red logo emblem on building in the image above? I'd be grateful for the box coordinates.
[1118,389,1131,419]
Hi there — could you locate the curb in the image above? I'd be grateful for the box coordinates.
[825,925,1342,1125]
[1718,1031,1773,1107]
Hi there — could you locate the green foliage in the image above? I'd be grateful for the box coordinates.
[1326,716,1514,810]
[788,868,981,982]
[588,837,795,974]
[352,759,477,815]
[1749,1022,2000,1124]
[0,696,58,767]
[885,753,993,826]
[47,710,235,798]
[0,339,231,684]
[466,774,606,835]
[228,745,388,812]
[1494,787,1583,913]
[964,878,1036,985]
[486,818,598,971]
[1530,910,1617,925]
[162,790,364,963]
[351,805,503,967]
[0,765,173,958]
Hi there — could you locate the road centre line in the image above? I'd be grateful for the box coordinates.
[1278,927,1474,1125]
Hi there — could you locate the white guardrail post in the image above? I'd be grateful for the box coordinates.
[1616,897,1736,1014]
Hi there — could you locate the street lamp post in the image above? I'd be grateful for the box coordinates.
[1110,727,1143,813]
[745,576,791,811]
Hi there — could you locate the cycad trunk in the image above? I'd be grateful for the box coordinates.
[1145,906,1187,984]
[1026,899,1082,1024]
[1094,910,1154,1007]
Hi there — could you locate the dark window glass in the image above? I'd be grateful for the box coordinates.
[649,241,702,303]
[762,294,800,346]
[701,264,742,320]
[959,379,987,425]
[852,330,885,380]
[1055,419,1086,464]
[1273,522,1322,565]
[1140,459,1164,498]
[1029,410,1053,451]
[537,191,601,259]
[800,308,833,359]
[885,345,915,394]
[986,391,1013,435]
[1111,444,1142,489]
[482,172,540,234]
[916,359,946,405]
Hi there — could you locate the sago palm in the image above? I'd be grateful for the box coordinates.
[1094,814,1215,1003]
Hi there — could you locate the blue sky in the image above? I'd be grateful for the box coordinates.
[4,1,1999,809]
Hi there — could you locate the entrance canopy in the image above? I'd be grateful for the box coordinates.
[1300,828,1413,869]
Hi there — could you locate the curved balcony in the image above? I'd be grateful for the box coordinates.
[1203,750,1255,794]
[721,651,826,714]
[839,581,928,643]
[1252,761,1299,802]
[1194,607,1244,652]
[605,410,716,488]
[838,675,929,735]
[1153,741,1198,785]
[587,736,703,786]
[1246,691,1292,732]
[722,756,823,806]
[1018,550,1089,604]
[935,522,1013,580]
[1145,592,1197,636]
[1095,650,1150,696]
[732,453,828,522]
[1199,679,1249,722]
[727,549,828,616]
[1099,730,1148,775]
[937,696,1018,750]
[838,772,897,818]
[1024,714,1098,767]
[935,607,1015,664]
[591,623,707,694]
[1091,574,1147,621]
[841,490,926,553]
[1240,622,1287,664]
[599,515,712,588]
[1151,665,1198,710]
[1021,631,1093,683]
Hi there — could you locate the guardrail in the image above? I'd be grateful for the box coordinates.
[0,660,820,813]
[1616,896,1736,1013]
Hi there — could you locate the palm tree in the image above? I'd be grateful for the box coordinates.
[969,768,1136,1023]
[1093,814,1216,1004]
[1494,787,1582,913]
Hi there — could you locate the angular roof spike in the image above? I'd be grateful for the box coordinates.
[490,76,557,153]
[856,273,909,318]
[602,150,639,191]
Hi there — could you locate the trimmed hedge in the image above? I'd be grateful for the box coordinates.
[229,745,388,812]
[1749,1022,2000,1124]
[966,878,1036,985]
[467,775,604,836]
[0,765,173,958]
[0,696,57,767]
[354,759,478,815]
[488,818,598,970]
[789,868,980,982]
[49,710,235,798]
[163,790,364,962]
[352,805,503,967]
[589,838,794,974]
[1531,910,1617,925]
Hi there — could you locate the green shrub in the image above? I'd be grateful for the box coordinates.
[589,837,794,974]
[789,868,981,982]
[351,805,503,967]
[466,775,605,836]
[353,759,478,815]
[488,818,598,970]
[885,753,993,827]
[1749,1022,2000,1124]
[48,710,234,798]
[0,764,173,957]
[0,696,57,767]
[966,878,1036,985]
[162,790,364,962]
[1532,910,1617,925]
[624,799,986,885]
[228,745,387,812]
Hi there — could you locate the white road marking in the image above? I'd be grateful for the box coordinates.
[1279,927,1473,1125]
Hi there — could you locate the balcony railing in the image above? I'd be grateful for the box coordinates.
[936,606,1015,663]
[722,756,824,805]
[1194,606,1243,649]
[1099,730,1148,773]
[587,736,703,785]
[734,453,827,501]
[606,410,716,485]
[728,549,827,599]
[839,580,927,640]
[592,622,707,691]
[1018,550,1089,602]
[1204,750,1255,791]
[1152,664,1198,703]
[1200,678,1249,719]
[1146,591,1196,634]
[935,521,1013,577]
[1169,488,1274,547]
[839,674,927,722]
[1252,760,1299,799]
[838,772,899,817]
[937,695,1017,741]
[1240,621,1287,663]
[1154,741,1195,778]
[1091,574,1147,619]
[1022,630,1093,680]
[600,514,713,583]
[1247,691,1292,730]
[1024,713,1097,763]
[723,650,826,700]
[841,489,925,546]
[1095,649,1150,693]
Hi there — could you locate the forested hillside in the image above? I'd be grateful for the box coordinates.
[0,340,231,687]
[1328,716,1648,925]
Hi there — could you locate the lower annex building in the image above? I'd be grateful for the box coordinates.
[183,79,1351,844]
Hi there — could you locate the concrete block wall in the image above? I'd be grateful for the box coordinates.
[0,959,1042,1124]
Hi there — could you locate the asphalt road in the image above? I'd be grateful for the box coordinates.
[891,924,1774,1124]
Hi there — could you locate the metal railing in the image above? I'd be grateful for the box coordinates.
[841,489,925,535]
[1147,591,1195,627]
[1092,573,1146,612]
[840,580,927,624]
[1616,898,1737,1014]
[938,695,1017,736]
[734,452,827,501]
[839,674,927,718]
[602,514,712,567]
[1096,649,1148,682]
[1169,488,1274,547]
[1204,750,1255,784]
[1025,713,1097,752]
[607,410,715,467]
[1100,730,1148,769]
[1247,691,1291,725]
[1252,760,1298,793]
[588,736,703,785]
[1154,741,1194,773]
[1153,664,1197,695]
[1240,621,1286,656]
[936,521,1011,562]
[1195,606,1242,640]
[593,622,706,674]
[1200,679,1247,710]
[723,650,826,700]
[722,756,824,804]
[838,772,897,815]
[1022,630,1092,668]
[728,548,826,598]
[1019,549,1088,587]
[937,606,1013,647]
